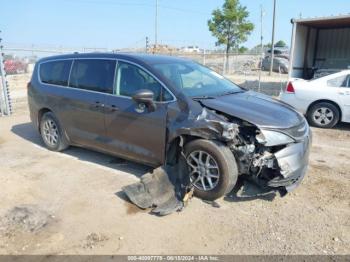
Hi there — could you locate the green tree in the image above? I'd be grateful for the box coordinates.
[208,0,254,69]
[238,46,248,54]
[274,40,287,47]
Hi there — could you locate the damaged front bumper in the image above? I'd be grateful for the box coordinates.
[268,129,312,192]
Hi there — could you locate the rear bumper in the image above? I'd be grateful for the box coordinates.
[268,129,312,192]
[28,94,39,131]
[279,93,308,115]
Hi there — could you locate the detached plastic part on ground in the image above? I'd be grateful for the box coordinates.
[123,166,286,216]
[123,166,192,216]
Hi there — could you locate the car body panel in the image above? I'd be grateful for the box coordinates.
[200,91,304,129]
[55,87,108,150]
[266,131,311,192]
[280,70,350,123]
[261,57,289,73]
[104,95,168,166]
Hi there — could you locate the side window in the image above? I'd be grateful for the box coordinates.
[346,75,350,88]
[327,75,349,87]
[69,59,116,94]
[39,60,72,86]
[116,62,172,102]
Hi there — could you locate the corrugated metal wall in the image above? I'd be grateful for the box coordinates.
[316,28,350,69]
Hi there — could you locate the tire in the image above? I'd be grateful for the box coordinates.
[40,112,69,151]
[184,139,238,201]
[307,102,339,128]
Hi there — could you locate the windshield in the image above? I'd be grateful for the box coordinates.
[152,62,243,98]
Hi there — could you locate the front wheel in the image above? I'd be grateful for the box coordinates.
[184,139,238,201]
[307,102,339,128]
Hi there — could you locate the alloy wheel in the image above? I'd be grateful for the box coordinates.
[313,107,334,126]
[42,119,59,146]
[186,150,220,191]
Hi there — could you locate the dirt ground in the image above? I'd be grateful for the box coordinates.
[0,74,349,255]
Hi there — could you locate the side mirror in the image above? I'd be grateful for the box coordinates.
[132,89,156,112]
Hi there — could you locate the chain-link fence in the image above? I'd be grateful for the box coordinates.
[0,38,12,116]
[0,43,288,116]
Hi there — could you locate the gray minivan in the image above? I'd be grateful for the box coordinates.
[28,53,311,200]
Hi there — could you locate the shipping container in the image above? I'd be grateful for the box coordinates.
[289,15,350,79]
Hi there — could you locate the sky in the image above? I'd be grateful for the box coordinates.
[1,0,350,50]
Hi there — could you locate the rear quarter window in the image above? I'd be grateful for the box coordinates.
[39,60,72,86]
[327,75,349,87]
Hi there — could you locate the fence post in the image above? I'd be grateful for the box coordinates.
[227,53,231,75]
[0,33,11,116]
[222,54,226,75]
[202,50,206,65]
[258,53,263,93]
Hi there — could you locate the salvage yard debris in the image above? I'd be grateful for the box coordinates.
[123,167,193,216]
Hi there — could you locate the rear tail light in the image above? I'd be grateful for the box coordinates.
[286,82,295,93]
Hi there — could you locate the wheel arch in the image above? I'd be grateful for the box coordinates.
[306,99,342,122]
[165,134,204,165]
[37,108,52,133]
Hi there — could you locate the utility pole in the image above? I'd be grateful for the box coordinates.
[258,5,265,92]
[154,0,158,52]
[145,37,149,53]
[260,5,264,55]
[269,0,276,76]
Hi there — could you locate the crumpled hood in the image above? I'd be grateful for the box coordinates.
[199,91,303,129]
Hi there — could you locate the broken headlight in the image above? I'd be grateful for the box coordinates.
[256,129,295,147]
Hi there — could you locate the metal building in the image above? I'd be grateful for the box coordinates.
[289,14,350,79]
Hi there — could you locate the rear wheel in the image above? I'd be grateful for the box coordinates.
[40,112,69,151]
[307,102,339,128]
[184,139,238,201]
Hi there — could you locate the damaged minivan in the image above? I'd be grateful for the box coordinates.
[28,53,311,203]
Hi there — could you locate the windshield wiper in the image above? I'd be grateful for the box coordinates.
[218,90,244,96]
[191,95,216,100]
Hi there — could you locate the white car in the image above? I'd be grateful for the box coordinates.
[280,70,350,128]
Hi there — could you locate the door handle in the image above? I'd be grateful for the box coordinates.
[106,104,119,112]
[94,101,105,108]
[338,91,350,95]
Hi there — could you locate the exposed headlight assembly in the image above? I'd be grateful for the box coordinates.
[257,129,295,147]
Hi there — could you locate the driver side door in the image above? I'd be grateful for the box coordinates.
[104,61,175,166]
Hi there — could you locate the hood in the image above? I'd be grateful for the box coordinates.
[199,91,304,129]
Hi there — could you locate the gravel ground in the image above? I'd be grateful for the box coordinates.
[0,74,348,255]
